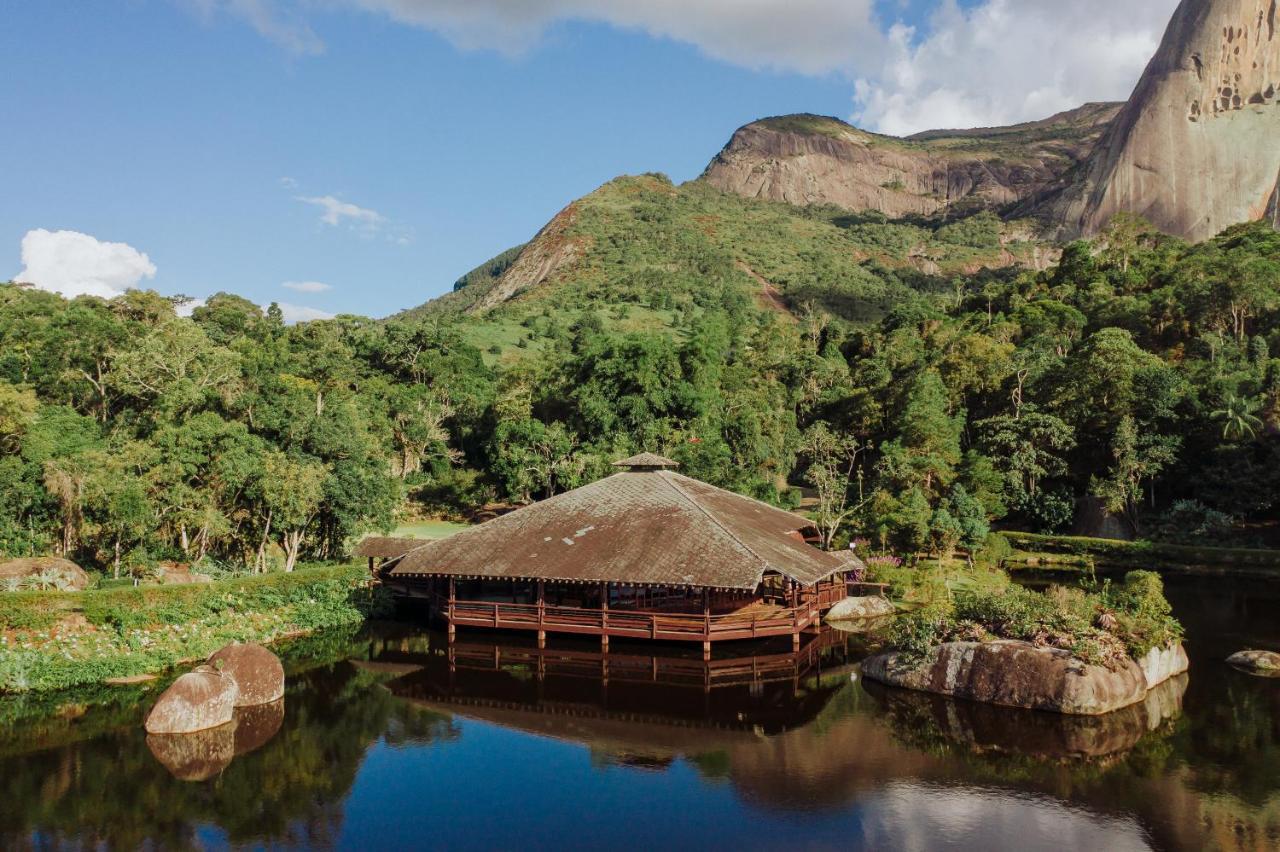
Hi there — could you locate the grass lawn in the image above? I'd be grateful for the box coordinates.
[392,520,470,540]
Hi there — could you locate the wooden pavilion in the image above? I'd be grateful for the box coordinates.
[367,454,863,658]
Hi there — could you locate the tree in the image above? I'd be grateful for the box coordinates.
[1092,415,1178,535]
[877,370,962,496]
[259,452,327,572]
[798,422,865,550]
[490,419,584,503]
[1210,393,1264,441]
[0,381,38,454]
[976,409,1076,504]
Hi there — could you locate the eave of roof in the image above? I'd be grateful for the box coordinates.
[387,470,858,590]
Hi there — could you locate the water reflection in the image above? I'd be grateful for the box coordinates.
[0,575,1275,850]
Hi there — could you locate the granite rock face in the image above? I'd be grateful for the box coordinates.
[144,666,240,734]
[701,106,1119,220]
[1138,642,1191,688]
[827,595,897,621]
[861,640,1151,716]
[1227,649,1280,674]
[208,643,285,707]
[1031,0,1280,241]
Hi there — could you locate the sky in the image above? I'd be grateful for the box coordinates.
[1,0,1181,320]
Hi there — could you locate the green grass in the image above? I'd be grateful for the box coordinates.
[406,173,1035,339]
[1002,532,1280,577]
[0,564,392,693]
[392,520,470,540]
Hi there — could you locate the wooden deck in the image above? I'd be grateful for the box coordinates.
[384,577,849,651]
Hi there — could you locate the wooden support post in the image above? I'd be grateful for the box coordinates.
[447,576,456,642]
[537,580,546,648]
[702,588,711,660]
[367,556,375,574]
[600,581,609,650]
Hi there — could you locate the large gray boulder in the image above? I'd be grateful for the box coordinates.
[146,723,237,781]
[862,640,1150,716]
[1227,649,1280,676]
[208,643,285,706]
[0,557,91,591]
[144,666,240,734]
[1138,642,1190,688]
[827,596,896,622]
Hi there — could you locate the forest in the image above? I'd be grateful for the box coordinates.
[1,208,1278,577]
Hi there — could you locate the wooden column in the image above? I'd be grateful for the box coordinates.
[537,580,546,649]
[600,581,609,651]
[447,576,456,642]
[367,556,375,574]
[791,582,801,652]
[702,588,711,661]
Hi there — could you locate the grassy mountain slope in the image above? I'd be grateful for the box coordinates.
[411,173,1050,362]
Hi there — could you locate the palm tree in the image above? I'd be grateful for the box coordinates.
[1211,393,1264,441]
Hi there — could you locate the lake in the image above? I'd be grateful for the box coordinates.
[2,574,1277,850]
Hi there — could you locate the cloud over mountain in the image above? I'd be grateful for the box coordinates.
[13,229,157,299]
[200,0,1180,134]
[853,0,1182,136]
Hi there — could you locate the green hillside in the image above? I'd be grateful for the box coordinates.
[409,173,1040,363]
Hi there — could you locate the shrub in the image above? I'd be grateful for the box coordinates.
[1150,500,1234,545]
[0,564,393,693]
[884,569,1181,667]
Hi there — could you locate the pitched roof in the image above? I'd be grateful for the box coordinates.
[354,536,427,559]
[388,469,857,590]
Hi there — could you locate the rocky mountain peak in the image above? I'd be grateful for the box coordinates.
[1029,0,1280,241]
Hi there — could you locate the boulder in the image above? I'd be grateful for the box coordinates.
[233,699,285,756]
[146,723,236,781]
[863,672,1187,760]
[862,640,1149,716]
[827,596,896,622]
[208,643,285,706]
[1137,643,1190,688]
[144,666,240,734]
[1227,649,1280,676]
[155,563,214,585]
[0,557,91,591]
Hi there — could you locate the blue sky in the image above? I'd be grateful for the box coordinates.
[1,0,1178,319]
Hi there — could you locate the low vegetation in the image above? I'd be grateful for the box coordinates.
[0,564,391,693]
[882,569,1182,668]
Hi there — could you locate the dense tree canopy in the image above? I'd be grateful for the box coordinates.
[1,214,1278,572]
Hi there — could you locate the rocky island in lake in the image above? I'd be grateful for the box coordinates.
[862,571,1188,715]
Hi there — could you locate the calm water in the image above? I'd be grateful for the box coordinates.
[2,575,1278,851]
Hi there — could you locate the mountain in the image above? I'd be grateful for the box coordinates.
[408,174,1050,345]
[699,104,1121,220]
[1028,0,1280,242]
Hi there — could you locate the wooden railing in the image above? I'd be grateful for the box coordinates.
[432,594,826,644]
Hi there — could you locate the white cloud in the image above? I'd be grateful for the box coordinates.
[282,280,333,293]
[852,0,1181,136]
[175,297,208,317]
[202,0,1182,135]
[278,176,298,189]
[13,229,157,299]
[199,0,884,74]
[277,302,335,324]
[296,194,385,229]
[185,0,323,55]
[350,0,884,75]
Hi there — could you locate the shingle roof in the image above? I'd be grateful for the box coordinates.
[355,536,428,559]
[388,470,857,590]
